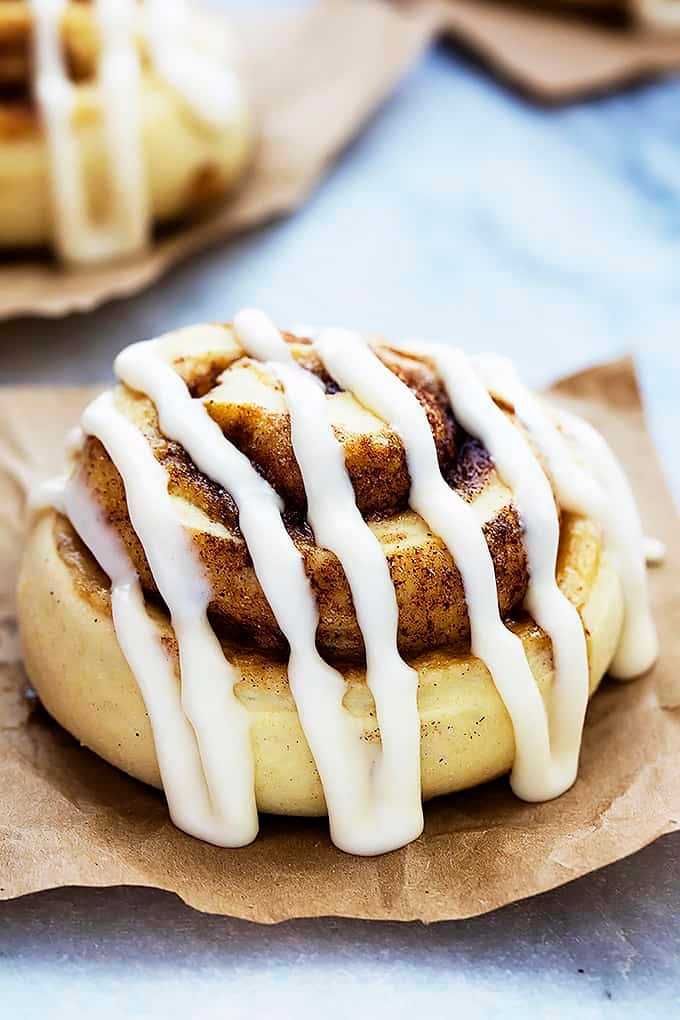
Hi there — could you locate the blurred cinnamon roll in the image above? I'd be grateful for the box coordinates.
[0,0,252,262]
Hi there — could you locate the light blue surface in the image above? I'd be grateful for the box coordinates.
[1,18,679,1020]
[2,42,679,496]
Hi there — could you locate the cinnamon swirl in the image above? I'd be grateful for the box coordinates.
[17,312,658,855]
[0,0,251,262]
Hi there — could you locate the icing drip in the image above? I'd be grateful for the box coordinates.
[29,0,241,263]
[38,310,659,853]
[46,472,240,843]
[95,0,148,254]
[31,0,90,260]
[234,309,423,851]
[31,0,147,262]
[473,354,658,680]
[558,411,658,678]
[316,330,580,802]
[60,391,258,846]
[397,342,590,796]
[144,0,242,129]
[116,327,421,853]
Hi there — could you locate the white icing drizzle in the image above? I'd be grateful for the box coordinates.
[45,470,241,844]
[56,391,258,846]
[558,411,659,678]
[39,310,659,852]
[233,309,423,851]
[144,0,242,129]
[29,425,85,514]
[397,341,589,795]
[94,0,148,254]
[31,0,147,262]
[31,0,89,260]
[315,329,580,802]
[29,0,240,263]
[472,354,658,681]
[115,329,420,854]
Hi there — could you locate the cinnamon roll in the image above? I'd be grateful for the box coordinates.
[0,0,251,262]
[17,312,658,855]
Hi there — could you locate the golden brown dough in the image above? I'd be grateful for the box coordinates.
[18,508,623,815]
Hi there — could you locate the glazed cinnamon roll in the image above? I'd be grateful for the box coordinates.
[18,312,658,854]
[0,0,251,262]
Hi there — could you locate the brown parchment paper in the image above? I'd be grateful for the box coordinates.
[0,355,678,923]
[433,0,680,101]
[0,0,438,321]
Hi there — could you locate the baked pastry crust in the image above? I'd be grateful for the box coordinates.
[18,497,623,816]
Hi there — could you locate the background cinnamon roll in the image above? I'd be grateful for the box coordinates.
[0,0,252,262]
[17,312,657,855]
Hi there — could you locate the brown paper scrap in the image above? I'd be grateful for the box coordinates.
[434,0,680,101]
[0,0,437,321]
[0,356,678,923]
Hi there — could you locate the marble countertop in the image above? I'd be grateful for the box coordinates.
[1,9,679,1018]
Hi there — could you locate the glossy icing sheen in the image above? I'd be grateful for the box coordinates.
[39,312,659,855]
[29,0,241,262]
